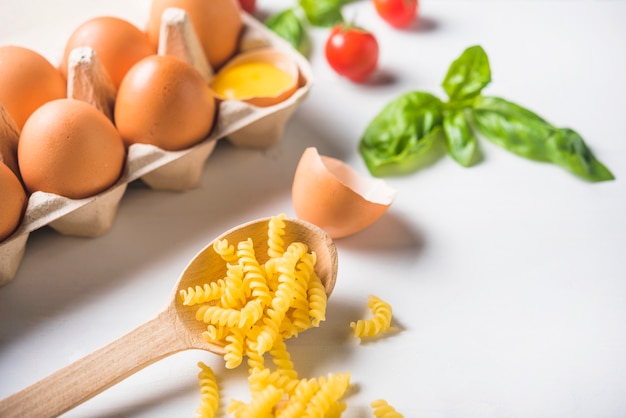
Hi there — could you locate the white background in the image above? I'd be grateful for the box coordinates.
[1,0,626,417]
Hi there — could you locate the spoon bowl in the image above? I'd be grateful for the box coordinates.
[0,216,337,418]
[172,216,338,354]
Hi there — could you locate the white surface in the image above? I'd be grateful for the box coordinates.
[1,0,626,417]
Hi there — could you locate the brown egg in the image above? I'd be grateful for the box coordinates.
[292,147,396,239]
[18,98,126,199]
[146,0,243,69]
[60,16,156,89]
[0,162,27,241]
[0,46,66,130]
[114,55,216,151]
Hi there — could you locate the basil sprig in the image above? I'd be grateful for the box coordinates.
[359,45,614,182]
[265,0,348,56]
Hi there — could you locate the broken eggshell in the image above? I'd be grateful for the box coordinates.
[292,147,396,239]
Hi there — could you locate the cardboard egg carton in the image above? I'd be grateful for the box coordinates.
[0,9,313,285]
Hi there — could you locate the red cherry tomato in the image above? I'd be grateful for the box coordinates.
[237,0,256,14]
[324,24,379,83]
[373,0,418,28]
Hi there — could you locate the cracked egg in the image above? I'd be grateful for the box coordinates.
[292,147,396,239]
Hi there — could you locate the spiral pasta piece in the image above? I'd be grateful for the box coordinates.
[302,372,351,418]
[326,401,348,418]
[202,324,229,343]
[196,305,241,328]
[248,367,299,395]
[226,399,246,417]
[273,243,307,309]
[221,263,247,308]
[371,399,404,418]
[196,362,219,418]
[267,213,286,259]
[270,337,297,380]
[214,238,238,264]
[224,329,245,369]
[287,254,315,334]
[228,384,284,418]
[350,295,394,338]
[238,299,264,329]
[253,308,283,355]
[275,378,320,418]
[179,280,224,306]
[245,333,265,373]
[287,296,310,336]
[307,273,327,327]
[277,314,297,339]
[237,238,272,306]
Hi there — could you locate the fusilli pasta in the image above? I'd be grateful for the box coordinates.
[371,399,404,418]
[195,362,218,418]
[350,295,394,338]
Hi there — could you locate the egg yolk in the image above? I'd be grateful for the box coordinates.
[212,62,293,101]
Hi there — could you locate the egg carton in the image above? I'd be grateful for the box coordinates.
[0,9,314,285]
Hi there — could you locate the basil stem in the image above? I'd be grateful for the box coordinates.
[442,45,491,101]
[359,92,444,177]
[265,8,310,56]
[443,108,479,167]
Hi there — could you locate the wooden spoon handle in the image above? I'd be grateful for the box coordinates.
[0,310,188,418]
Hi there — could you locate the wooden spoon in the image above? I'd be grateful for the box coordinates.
[0,217,337,418]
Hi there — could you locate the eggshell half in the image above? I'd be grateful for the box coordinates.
[292,147,396,239]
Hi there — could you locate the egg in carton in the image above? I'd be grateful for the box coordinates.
[0,8,313,285]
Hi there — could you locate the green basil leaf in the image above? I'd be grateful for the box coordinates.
[443,108,478,167]
[359,91,444,177]
[299,0,345,27]
[265,8,310,56]
[472,96,554,161]
[546,128,614,182]
[442,45,491,101]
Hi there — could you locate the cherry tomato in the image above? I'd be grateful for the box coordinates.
[324,24,379,83]
[237,0,256,14]
[373,0,418,28]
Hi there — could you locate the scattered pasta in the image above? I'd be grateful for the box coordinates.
[350,295,395,339]
[196,362,219,418]
[370,399,404,418]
